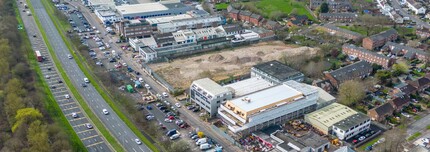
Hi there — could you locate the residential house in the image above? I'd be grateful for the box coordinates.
[367,102,394,122]
[312,79,335,94]
[389,96,410,112]
[343,44,396,68]
[409,77,430,92]
[391,83,417,97]
[416,26,430,38]
[320,24,363,42]
[324,61,373,88]
[249,13,262,25]
[228,9,240,21]
[264,20,281,30]
[382,42,430,62]
[310,0,352,12]
[287,15,309,27]
[406,0,426,14]
[319,13,357,22]
[362,29,398,50]
[238,11,252,22]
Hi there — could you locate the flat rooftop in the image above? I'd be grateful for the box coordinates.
[116,3,168,15]
[306,103,357,128]
[275,131,329,150]
[146,14,193,25]
[228,83,303,113]
[89,0,115,6]
[334,113,369,131]
[224,77,274,97]
[192,78,230,96]
[252,60,303,82]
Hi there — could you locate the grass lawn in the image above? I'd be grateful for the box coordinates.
[39,0,159,151]
[408,132,422,141]
[359,137,380,151]
[251,0,315,21]
[14,2,87,151]
[339,25,390,36]
[215,3,229,10]
[414,115,422,120]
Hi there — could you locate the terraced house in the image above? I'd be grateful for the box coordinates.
[320,24,363,42]
[319,13,357,22]
[362,29,398,50]
[343,44,396,68]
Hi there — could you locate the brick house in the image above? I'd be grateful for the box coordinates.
[287,15,309,27]
[319,13,357,22]
[367,103,394,122]
[264,20,281,30]
[324,61,373,88]
[382,42,430,62]
[238,11,252,22]
[310,0,352,12]
[390,83,417,97]
[320,24,363,42]
[362,29,398,50]
[389,96,410,112]
[228,9,240,21]
[342,44,396,68]
[249,13,262,25]
[416,26,430,38]
[408,77,430,92]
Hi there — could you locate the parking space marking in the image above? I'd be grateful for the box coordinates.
[69,117,85,122]
[86,141,104,148]
[81,135,99,141]
[77,129,93,134]
[72,123,86,128]
[63,106,79,111]
[60,102,76,106]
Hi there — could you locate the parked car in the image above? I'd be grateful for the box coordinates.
[166,129,177,136]
[175,103,181,108]
[200,143,212,150]
[180,123,189,128]
[146,105,152,110]
[164,100,170,106]
[64,94,70,99]
[170,134,180,140]
[146,115,155,120]
[156,103,163,107]
[196,138,207,145]
[359,136,366,141]
[164,118,173,123]
[85,123,93,129]
[159,106,167,110]
[192,108,200,112]
[72,112,78,118]
[162,92,168,97]
[187,105,195,110]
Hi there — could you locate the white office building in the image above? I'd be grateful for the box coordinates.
[94,8,121,24]
[218,81,318,136]
[332,113,371,140]
[190,78,233,117]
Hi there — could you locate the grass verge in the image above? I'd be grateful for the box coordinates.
[25,0,124,151]
[14,3,86,152]
[407,132,422,141]
[427,125,430,130]
[40,0,159,151]
[359,137,380,150]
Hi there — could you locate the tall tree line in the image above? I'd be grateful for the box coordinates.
[0,0,73,151]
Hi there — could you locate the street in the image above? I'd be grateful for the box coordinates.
[390,0,430,28]
[67,2,242,151]
[29,0,150,151]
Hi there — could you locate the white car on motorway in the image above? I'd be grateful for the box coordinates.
[67,54,73,59]
[102,109,109,115]
[84,77,90,83]
[135,139,142,145]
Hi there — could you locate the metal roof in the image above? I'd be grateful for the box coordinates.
[193,78,230,96]
[333,113,370,131]
[306,103,357,129]
[252,60,303,82]
[116,3,168,15]
[224,77,274,97]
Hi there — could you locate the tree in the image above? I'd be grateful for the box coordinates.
[320,2,329,13]
[27,120,50,152]
[376,70,392,83]
[392,62,409,76]
[12,108,43,132]
[338,80,365,106]
[168,140,190,152]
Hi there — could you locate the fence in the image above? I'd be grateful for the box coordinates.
[141,63,175,92]
[210,125,243,149]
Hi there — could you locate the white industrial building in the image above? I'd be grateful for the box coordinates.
[115,1,192,19]
[94,8,121,24]
[218,81,318,136]
[157,16,223,33]
[190,78,233,117]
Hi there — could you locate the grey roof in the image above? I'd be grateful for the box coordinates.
[250,13,261,19]
[239,11,252,16]
[344,44,390,59]
[333,113,370,131]
[154,33,175,44]
[162,2,189,9]
[252,60,303,82]
[319,13,357,18]
[372,102,394,117]
[368,29,398,41]
[384,42,429,58]
[328,60,372,83]
[323,24,363,37]
[222,24,243,33]
[193,78,230,96]
[334,146,356,152]
[274,131,329,150]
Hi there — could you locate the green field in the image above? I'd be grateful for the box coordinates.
[215,3,229,10]
[250,0,315,20]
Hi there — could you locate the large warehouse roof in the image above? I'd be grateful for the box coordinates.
[116,3,169,15]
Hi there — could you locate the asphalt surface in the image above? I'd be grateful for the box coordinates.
[407,112,430,135]
[28,0,151,151]
[17,1,111,152]
[391,0,430,28]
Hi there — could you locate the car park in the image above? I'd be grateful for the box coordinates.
[64,94,70,99]
[85,123,93,129]
[135,139,142,145]
[72,112,78,118]
[102,109,109,115]
[170,134,180,140]
[164,100,170,106]
[175,103,181,108]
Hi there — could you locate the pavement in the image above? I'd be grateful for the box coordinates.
[407,111,430,136]
[390,0,430,28]
[28,0,151,151]
[68,2,242,152]
[17,1,112,152]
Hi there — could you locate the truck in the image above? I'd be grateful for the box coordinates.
[35,51,43,62]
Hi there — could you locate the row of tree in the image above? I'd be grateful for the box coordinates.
[0,0,73,151]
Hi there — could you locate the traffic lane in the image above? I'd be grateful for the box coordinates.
[391,0,430,28]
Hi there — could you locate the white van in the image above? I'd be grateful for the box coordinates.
[139,77,144,83]
[200,143,212,150]
[196,138,207,145]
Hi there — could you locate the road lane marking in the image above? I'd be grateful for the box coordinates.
[133,148,136,152]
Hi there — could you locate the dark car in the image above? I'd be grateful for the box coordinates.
[187,105,195,110]
[162,109,170,113]
[146,105,152,110]
[159,106,167,110]
[58,80,63,83]
[192,108,200,112]
[81,83,87,87]
[109,58,117,62]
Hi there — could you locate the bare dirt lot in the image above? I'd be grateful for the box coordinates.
[149,41,317,89]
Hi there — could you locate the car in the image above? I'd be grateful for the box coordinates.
[102,109,109,115]
[358,136,366,141]
[72,112,78,118]
[164,118,173,123]
[58,80,63,83]
[192,108,200,112]
[162,92,168,97]
[67,54,73,59]
[146,105,152,110]
[33,34,36,37]
[191,135,199,140]
[175,103,181,108]
[159,106,167,110]
[170,134,180,140]
[47,67,52,71]
[144,84,150,89]
[401,113,411,118]
[51,86,56,89]
[163,100,170,106]
[81,83,87,87]
[161,109,170,113]
[84,78,89,83]
[166,129,177,136]
[85,123,93,129]
[156,103,163,107]
[189,132,197,138]
[175,119,184,125]
[146,115,155,120]
[45,75,50,79]
[187,105,195,110]
[138,77,144,83]
[180,123,189,128]
[64,94,70,99]
[135,139,142,145]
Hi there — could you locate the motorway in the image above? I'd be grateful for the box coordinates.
[391,0,430,28]
[29,0,150,151]
[68,2,242,152]
[17,1,112,152]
